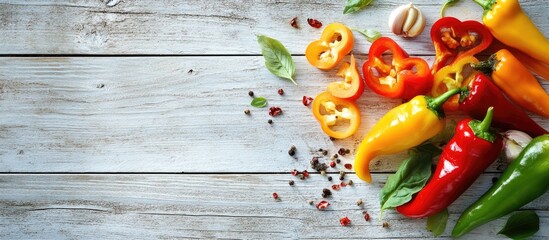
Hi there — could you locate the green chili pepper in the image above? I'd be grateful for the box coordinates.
[452,134,549,237]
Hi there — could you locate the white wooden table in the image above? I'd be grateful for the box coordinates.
[0,0,547,239]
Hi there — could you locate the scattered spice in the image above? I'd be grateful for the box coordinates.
[357,198,363,206]
[318,148,323,152]
[288,145,296,156]
[316,200,330,210]
[346,149,351,154]
[340,181,347,187]
[269,106,282,117]
[364,212,371,222]
[302,170,309,177]
[308,199,314,205]
[331,184,341,190]
[329,161,336,168]
[338,148,347,156]
[332,154,338,159]
[336,159,341,164]
[328,176,333,181]
[302,96,314,106]
[278,88,284,95]
[329,137,335,141]
[307,18,322,28]
[291,169,299,176]
[322,188,332,197]
[290,17,299,28]
[248,91,254,97]
[340,216,351,226]
[348,180,354,186]
[382,221,389,228]
[322,150,328,156]
[272,192,279,200]
[244,109,250,115]
[339,170,346,177]
[288,180,294,186]
[344,163,353,170]
[320,170,326,176]
[339,176,345,181]
[268,119,273,124]
[299,174,305,180]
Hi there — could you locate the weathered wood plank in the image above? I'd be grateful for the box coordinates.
[0,56,547,172]
[0,174,547,239]
[0,0,547,55]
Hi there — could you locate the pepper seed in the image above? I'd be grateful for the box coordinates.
[357,198,363,206]
[248,91,254,97]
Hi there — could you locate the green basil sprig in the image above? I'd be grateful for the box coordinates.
[380,144,441,212]
[353,28,381,43]
[498,210,539,239]
[256,35,296,85]
[427,208,449,237]
[344,0,374,14]
[250,96,268,108]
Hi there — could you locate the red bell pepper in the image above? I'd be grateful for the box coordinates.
[397,107,503,218]
[430,17,492,73]
[460,73,548,137]
[363,37,433,100]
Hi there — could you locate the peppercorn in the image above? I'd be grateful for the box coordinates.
[244,109,250,115]
[272,192,279,200]
[320,170,326,176]
[288,180,294,186]
[302,170,309,177]
[317,163,328,171]
[288,145,296,156]
[348,180,354,186]
[329,161,336,168]
[308,199,314,205]
[268,119,273,124]
[328,176,333,181]
[332,154,338,159]
[336,159,341,164]
[357,198,363,206]
[298,174,305,180]
[339,176,345,181]
[345,149,350,154]
[248,91,254,97]
[322,188,332,196]
[382,221,389,228]
[338,148,346,156]
[339,170,346,177]
[278,88,284,95]
[321,193,327,198]
[322,150,328,156]
[329,137,335,141]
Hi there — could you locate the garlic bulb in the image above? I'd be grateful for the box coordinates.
[388,3,426,38]
[502,130,533,163]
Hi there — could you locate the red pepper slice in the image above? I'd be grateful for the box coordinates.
[430,17,492,73]
[306,23,354,70]
[327,55,364,101]
[362,37,433,100]
[312,92,361,139]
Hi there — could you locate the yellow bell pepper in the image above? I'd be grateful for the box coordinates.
[354,88,459,183]
[473,0,549,65]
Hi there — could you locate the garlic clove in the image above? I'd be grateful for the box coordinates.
[502,130,533,163]
[388,3,426,38]
[402,6,418,34]
[388,4,410,36]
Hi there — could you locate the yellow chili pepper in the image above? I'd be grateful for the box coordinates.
[472,49,549,118]
[354,88,459,183]
[473,0,549,65]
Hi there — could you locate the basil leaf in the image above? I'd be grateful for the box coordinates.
[441,0,460,18]
[380,143,441,212]
[251,96,268,108]
[343,0,374,14]
[427,208,448,237]
[256,35,296,85]
[498,210,539,239]
[353,28,381,43]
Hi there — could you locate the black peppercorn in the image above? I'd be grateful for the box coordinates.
[336,159,341,164]
[322,188,332,196]
[268,119,273,124]
[248,91,254,97]
[289,180,294,186]
[328,176,333,181]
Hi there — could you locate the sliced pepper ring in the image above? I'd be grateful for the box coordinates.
[312,92,361,139]
[306,23,354,70]
[327,54,365,101]
[430,17,492,73]
[363,37,433,100]
[432,55,479,111]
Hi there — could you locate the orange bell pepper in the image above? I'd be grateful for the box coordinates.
[306,23,354,70]
[312,92,361,139]
[327,55,364,101]
[472,49,549,118]
[431,55,479,112]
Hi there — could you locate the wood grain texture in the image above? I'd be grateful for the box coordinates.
[1,56,546,172]
[1,174,547,239]
[0,0,547,55]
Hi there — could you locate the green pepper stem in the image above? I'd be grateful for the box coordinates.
[478,107,494,133]
[429,88,460,110]
[472,0,496,14]
[471,54,498,76]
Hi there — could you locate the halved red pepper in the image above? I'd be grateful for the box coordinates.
[327,55,364,101]
[306,23,354,70]
[430,17,493,73]
[312,92,360,139]
[362,37,433,100]
[431,55,479,111]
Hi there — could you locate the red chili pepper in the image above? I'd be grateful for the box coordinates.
[363,37,433,100]
[397,107,503,218]
[459,73,548,137]
[430,17,492,73]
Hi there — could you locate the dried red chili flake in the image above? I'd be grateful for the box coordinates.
[269,106,282,117]
[340,181,347,187]
[344,163,353,170]
[278,88,284,95]
[316,200,330,210]
[307,18,322,28]
[272,192,279,200]
[291,169,299,176]
[331,184,340,191]
[290,17,298,28]
[302,96,313,106]
[364,212,371,222]
[302,170,309,177]
[329,161,336,168]
[338,148,346,156]
[339,216,351,226]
